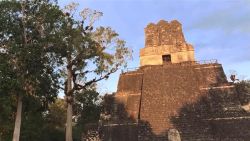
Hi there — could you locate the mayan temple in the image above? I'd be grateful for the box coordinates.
[95,20,250,141]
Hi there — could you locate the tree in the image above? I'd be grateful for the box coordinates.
[41,98,67,141]
[55,3,131,141]
[235,80,250,105]
[0,1,63,141]
[19,96,47,141]
[0,92,15,141]
[73,87,102,140]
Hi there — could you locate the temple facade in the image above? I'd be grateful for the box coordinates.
[140,20,194,66]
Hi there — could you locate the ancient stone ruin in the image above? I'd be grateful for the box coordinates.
[86,20,250,141]
[141,20,194,66]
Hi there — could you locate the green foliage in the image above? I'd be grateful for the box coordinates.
[235,80,250,105]
[47,99,67,129]
[41,98,66,141]
[73,88,102,140]
[0,0,63,140]
[0,54,19,94]
[0,0,63,96]
[0,1,131,140]
[20,96,45,141]
[54,4,131,93]
[0,95,15,141]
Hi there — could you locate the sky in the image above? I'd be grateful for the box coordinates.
[58,0,250,94]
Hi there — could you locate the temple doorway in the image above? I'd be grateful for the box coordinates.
[162,55,171,63]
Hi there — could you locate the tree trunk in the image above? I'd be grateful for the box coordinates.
[66,102,73,141]
[12,95,22,141]
[65,66,73,141]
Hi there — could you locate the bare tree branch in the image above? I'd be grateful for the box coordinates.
[72,68,117,91]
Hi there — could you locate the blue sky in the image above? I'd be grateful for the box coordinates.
[58,0,250,94]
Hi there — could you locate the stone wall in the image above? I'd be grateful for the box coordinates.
[115,72,143,121]
[140,46,195,66]
[140,20,195,66]
[145,20,185,47]
[138,64,226,139]
[102,123,138,141]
